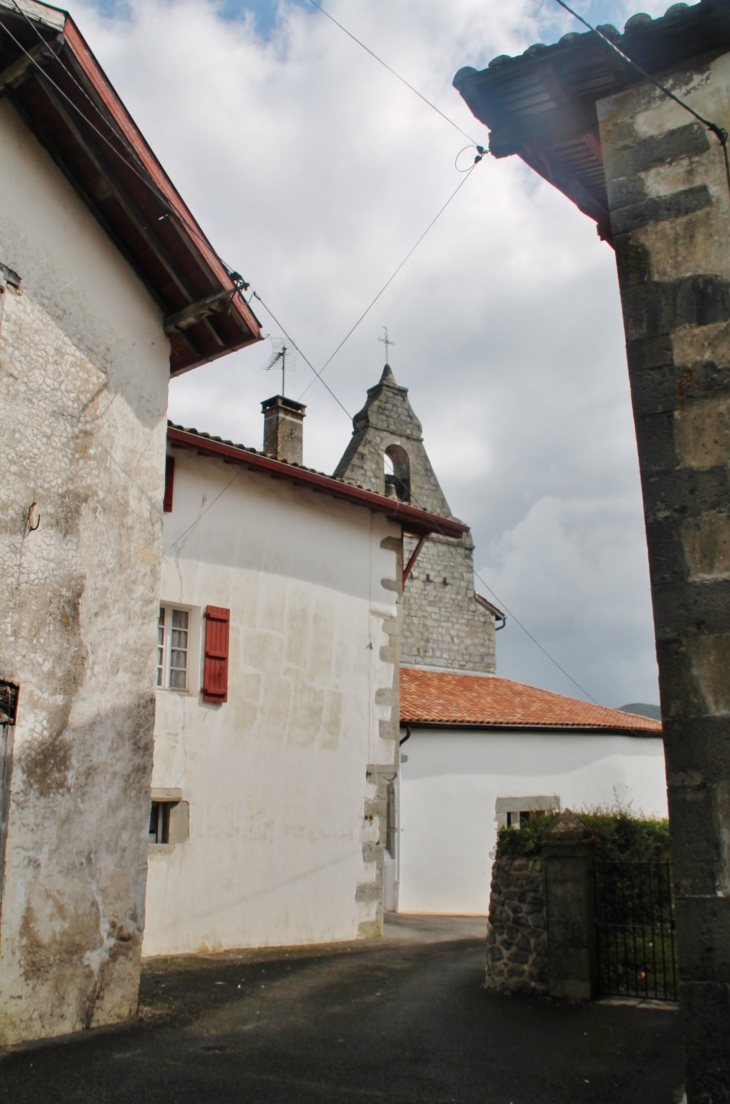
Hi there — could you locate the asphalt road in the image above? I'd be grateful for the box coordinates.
[0,914,684,1104]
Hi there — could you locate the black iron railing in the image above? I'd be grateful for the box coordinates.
[593,860,678,1001]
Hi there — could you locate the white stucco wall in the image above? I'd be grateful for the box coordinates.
[0,99,170,1043]
[143,449,401,955]
[397,727,668,916]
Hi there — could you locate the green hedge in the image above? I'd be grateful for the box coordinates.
[496,807,671,862]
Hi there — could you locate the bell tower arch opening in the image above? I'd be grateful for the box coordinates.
[384,445,410,502]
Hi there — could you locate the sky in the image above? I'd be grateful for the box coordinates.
[66,0,676,708]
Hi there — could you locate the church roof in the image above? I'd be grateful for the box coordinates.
[400,666,662,734]
[167,423,469,539]
[453,0,730,243]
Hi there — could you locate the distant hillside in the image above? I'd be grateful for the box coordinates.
[619,703,661,721]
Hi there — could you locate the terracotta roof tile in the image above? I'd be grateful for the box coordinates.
[400,667,662,734]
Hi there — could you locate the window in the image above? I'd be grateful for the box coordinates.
[149,801,171,844]
[496,796,560,832]
[149,794,189,846]
[157,606,189,690]
[507,810,532,829]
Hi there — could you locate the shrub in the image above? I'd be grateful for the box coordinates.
[495,805,671,861]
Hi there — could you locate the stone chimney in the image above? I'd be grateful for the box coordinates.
[261,395,306,465]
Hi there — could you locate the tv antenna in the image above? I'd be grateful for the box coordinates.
[265,338,297,396]
[378,326,395,362]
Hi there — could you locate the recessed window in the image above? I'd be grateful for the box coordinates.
[157,606,189,690]
[506,810,533,829]
[496,796,560,832]
[149,797,189,846]
[149,800,171,844]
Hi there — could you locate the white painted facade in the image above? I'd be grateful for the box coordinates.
[144,446,401,956]
[396,727,668,916]
[0,97,169,1040]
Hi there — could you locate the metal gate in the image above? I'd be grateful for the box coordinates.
[593,860,678,1001]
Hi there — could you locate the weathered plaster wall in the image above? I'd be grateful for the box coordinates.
[597,48,730,1093]
[143,451,400,955]
[335,366,496,672]
[0,100,169,1043]
[397,726,666,915]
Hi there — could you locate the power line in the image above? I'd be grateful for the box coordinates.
[162,467,243,556]
[471,565,599,703]
[298,161,480,399]
[251,293,353,419]
[4,2,599,701]
[0,8,246,282]
[379,451,600,704]
[304,0,480,145]
[551,0,730,194]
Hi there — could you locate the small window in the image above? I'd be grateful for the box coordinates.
[496,796,560,832]
[157,606,189,690]
[149,798,189,846]
[149,801,171,844]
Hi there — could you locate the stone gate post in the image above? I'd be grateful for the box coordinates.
[543,811,596,1000]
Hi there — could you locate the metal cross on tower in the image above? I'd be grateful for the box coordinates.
[378,327,395,362]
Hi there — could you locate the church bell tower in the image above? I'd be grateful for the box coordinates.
[334,364,501,674]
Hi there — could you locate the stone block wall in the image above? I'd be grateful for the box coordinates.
[597,50,730,1094]
[402,534,496,672]
[485,857,548,994]
[335,364,496,673]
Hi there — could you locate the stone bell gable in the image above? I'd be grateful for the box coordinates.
[333,364,450,516]
[334,365,498,674]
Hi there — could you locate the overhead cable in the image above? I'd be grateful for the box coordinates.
[298,162,480,399]
[0,7,246,283]
[551,0,730,193]
[304,0,480,145]
[380,452,600,704]
[251,293,353,419]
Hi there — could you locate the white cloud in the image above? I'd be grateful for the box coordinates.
[67,0,660,706]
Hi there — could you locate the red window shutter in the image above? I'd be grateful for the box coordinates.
[203,606,230,704]
[163,455,175,513]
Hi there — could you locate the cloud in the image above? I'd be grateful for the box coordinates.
[67,0,660,706]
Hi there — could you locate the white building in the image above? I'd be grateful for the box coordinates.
[396,667,666,916]
[0,0,260,1043]
[143,407,465,955]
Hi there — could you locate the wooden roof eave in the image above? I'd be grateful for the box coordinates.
[0,1,262,372]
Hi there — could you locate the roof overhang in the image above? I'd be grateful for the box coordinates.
[453,0,730,245]
[0,0,262,373]
[401,720,662,736]
[167,424,470,540]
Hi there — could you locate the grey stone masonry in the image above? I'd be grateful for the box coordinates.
[597,52,730,1098]
[334,365,497,673]
[262,395,306,465]
[485,857,548,995]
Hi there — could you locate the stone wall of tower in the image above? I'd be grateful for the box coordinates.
[335,365,497,673]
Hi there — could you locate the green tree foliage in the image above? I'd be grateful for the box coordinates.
[495,805,671,861]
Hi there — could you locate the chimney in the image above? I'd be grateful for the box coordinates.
[261,395,306,465]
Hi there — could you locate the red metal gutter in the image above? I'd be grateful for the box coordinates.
[167,426,469,540]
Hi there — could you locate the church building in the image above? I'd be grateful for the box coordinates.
[334,364,503,673]
[336,365,667,917]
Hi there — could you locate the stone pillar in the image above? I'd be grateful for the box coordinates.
[543,811,596,1001]
[597,59,730,1097]
[261,395,306,465]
